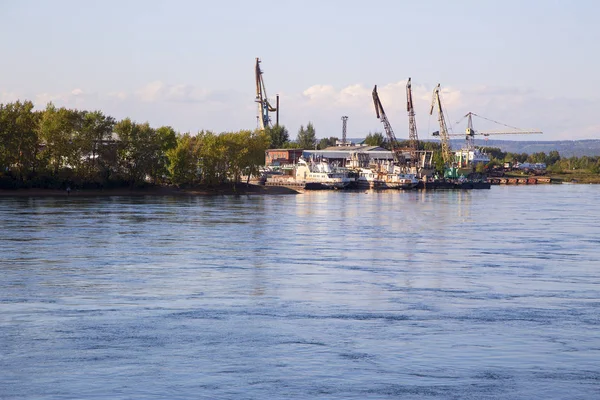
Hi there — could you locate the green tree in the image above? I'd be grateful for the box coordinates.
[480,146,506,161]
[547,150,560,166]
[0,100,40,181]
[318,136,338,150]
[364,132,385,147]
[197,130,226,185]
[167,133,200,186]
[266,124,289,149]
[115,119,173,186]
[240,130,270,184]
[155,126,178,182]
[78,110,115,181]
[296,122,317,149]
[37,103,81,175]
[432,151,445,175]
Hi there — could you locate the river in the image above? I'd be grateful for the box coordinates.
[1,185,599,399]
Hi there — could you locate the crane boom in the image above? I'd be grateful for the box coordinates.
[429,84,452,165]
[450,112,543,145]
[372,85,404,164]
[255,57,277,130]
[406,78,419,163]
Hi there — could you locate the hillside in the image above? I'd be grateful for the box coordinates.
[349,137,600,157]
[450,139,600,158]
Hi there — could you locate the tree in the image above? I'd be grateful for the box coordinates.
[266,124,289,149]
[480,146,506,161]
[432,151,445,175]
[197,130,226,185]
[0,100,40,180]
[242,130,270,184]
[155,126,178,182]
[547,150,561,166]
[318,136,338,150]
[167,133,200,186]
[37,103,81,175]
[296,122,317,149]
[78,110,115,181]
[114,119,174,186]
[364,132,385,147]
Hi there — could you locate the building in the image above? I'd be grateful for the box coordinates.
[264,149,304,167]
[303,145,404,166]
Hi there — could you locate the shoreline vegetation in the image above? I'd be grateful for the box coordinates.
[1,100,599,193]
[2,173,599,198]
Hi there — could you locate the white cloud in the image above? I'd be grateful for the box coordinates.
[0,91,20,103]
[136,80,165,102]
[108,91,128,100]
[1,80,598,141]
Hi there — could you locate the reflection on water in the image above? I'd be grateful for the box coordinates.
[1,185,600,399]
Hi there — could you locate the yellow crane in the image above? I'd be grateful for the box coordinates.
[406,78,420,164]
[429,84,453,166]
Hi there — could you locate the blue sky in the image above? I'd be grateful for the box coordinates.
[1,0,598,141]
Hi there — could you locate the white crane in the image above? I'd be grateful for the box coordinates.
[451,112,543,150]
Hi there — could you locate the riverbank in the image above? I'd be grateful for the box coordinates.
[0,184,300,197]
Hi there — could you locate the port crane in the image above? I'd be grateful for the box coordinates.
[451,112,543,149]
[406,78,420,163]
[255,57,278,130]
[429,84,453,166]
[372,85,405,164]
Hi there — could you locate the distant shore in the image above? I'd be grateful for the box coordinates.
[0,184,301,197]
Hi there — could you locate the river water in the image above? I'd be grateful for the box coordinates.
[1,185,599,399]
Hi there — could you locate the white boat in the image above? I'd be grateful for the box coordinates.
[294,157,355,189]
[355,162,419,190]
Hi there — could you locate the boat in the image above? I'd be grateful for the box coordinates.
[292,157,356,189]
[355,162,419,190]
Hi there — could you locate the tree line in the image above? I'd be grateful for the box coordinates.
[480,147,600,173]
[0,101,269,189]
[3,99,597,190]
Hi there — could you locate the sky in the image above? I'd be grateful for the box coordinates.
[1,0,599,142]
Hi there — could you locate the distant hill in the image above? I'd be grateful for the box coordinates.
[413,139,600,158]
[463,139,600,158]
[346,137,600,158]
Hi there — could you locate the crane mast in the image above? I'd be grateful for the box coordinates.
[429,84,452,165]
[255,57,277,130]
[465,112,475,150]
[406,78,419,162]
[372,85,404,164]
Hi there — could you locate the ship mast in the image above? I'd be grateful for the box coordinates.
[406,78,420,165]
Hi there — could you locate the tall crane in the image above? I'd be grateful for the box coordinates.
[255,57,278,130]
[372,85,405,164]
[341,116,348,145]
[450,112,543,149]
[406,78,420,162]
[429,84,453,166]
